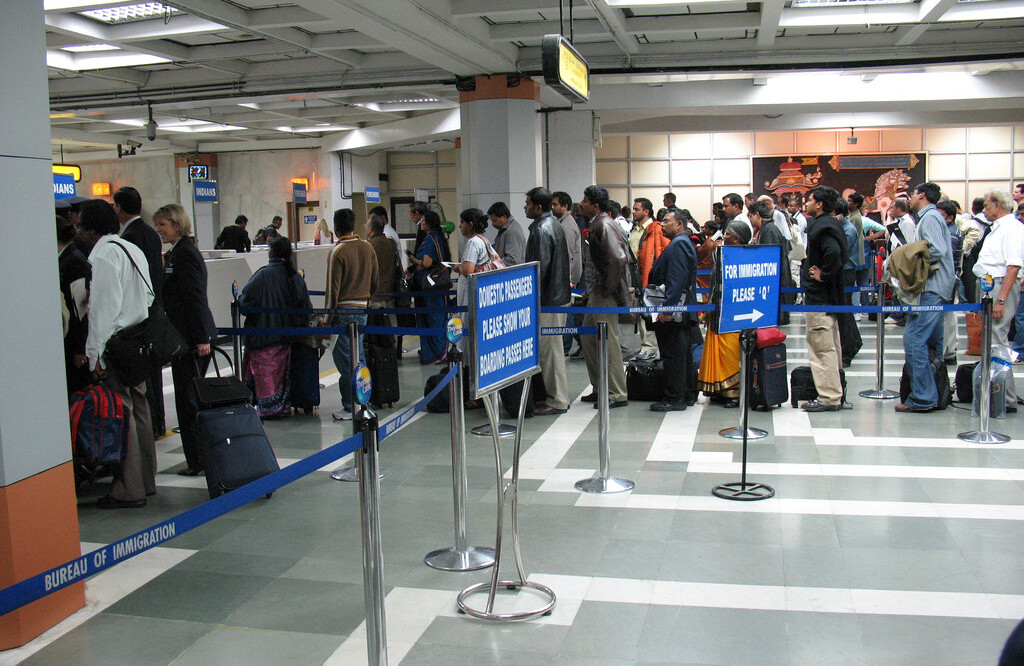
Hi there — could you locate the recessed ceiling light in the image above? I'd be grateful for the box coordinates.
[61,44,121,53]
[79,3,180,25]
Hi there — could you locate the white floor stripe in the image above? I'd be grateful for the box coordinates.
[647,404,704,462]
[771,406,813,437]
[574,492,1024,521]
[813,427,1024,449]
[515,387,596,480]
[685,460,1024,481]
[0,545,195,666]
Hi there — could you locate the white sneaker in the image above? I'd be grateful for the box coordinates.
[854,313,862,322]
[332,408,353,421]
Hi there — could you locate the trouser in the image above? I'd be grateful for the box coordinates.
[903,291,947,409]
[637,316,659,355]
[171,353,210,470]
[839,269,861,363]
[332,309,368,410]
[581,292,628,402]
[652,318,696,403]
[985,277,1018,406]
[146,363,165,436]
[538,311,570,410]
[805,310,843,405]
[105,363,156,501]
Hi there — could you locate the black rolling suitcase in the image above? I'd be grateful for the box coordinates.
[288,343,321,413]
[899,356,952,409]
[790,365,847,407]
[750,344,788,410]
[366,341,400,407]
[626,359,665,401]
[194,402,280,499]
[424,369,450,413]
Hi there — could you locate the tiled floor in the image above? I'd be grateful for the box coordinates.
[7,314,1024,665]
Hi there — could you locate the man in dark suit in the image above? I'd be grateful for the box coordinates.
[113,186,167,439]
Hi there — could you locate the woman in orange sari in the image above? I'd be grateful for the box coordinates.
[697,221,750,407]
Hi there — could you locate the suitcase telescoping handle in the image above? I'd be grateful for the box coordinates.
[193,347,235,378]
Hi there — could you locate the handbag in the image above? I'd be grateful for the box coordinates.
[474,239,506,273]
[104,242,188,383]
[194,348,252,410]
[424,235,452,291]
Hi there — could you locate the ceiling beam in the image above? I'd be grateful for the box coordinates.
[585,0,639,56]
[758,0,785,47]
[895,0,959,47]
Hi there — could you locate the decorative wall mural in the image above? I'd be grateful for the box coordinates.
[754,153,927,217]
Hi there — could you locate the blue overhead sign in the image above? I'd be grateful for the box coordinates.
[717,244,782,334]
[292,182,306,203]
[53,173,76,199]
[365,186,380,203]
[193,180,218,203]
[468,262,540,398]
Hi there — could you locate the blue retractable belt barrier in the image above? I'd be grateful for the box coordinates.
[0,365,458,617]
[546,304,715,314]
[784,303,981,314]
[238,306,469,316]
[541,326,598,336]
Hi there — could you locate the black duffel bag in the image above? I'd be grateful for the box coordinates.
[195,348,252,410]
[105,306,187,386]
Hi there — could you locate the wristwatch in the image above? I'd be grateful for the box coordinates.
[997,298,1006,304]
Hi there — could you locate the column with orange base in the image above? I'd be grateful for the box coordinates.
[0,0,86,648]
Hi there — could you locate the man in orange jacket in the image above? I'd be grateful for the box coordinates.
[630,197,669,361]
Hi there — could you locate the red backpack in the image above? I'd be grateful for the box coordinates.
[69,385,130,480]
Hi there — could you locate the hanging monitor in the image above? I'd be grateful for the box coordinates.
[542,34,589,104]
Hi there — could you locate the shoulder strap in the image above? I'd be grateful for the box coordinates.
[110,240,155,299]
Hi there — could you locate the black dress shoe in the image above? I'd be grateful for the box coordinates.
[651,401,687,412]
[96,495,146,509]
[177,467,203,477]
[594,399,628,409]
[721,398,740,408]
[582,392,599,403]
[534,404,568,416]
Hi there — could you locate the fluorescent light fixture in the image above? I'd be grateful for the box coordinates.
[606,0,724,5]
[61,44,120,53]
[238,102,261,109]
[791,0,911,6]
[293,124,355,132]
[78,2,180,24]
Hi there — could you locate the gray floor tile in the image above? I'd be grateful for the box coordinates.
[221,577,365,635]
[561,601,650,660]
[105,570,276,624]
[417,615,569,655]
[169,626,342,666]
[659,541,785,586]
[857,615,1016,666]
[638,606,790,665]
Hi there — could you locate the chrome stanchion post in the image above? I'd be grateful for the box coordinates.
[860,279,898,399]
[333,320,387,481]
[575,322,634,493]
[959,294,1010,444]
[356,403,388,666]
[457,386,556,621]
[425,343,496,571]
[720,328,767,440]
[230,281,242,373]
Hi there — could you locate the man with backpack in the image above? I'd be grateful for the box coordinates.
[938,200,964,365]
[961,197,992,303]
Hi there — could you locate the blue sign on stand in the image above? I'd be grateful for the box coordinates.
[292,182,306,203]
[717,244,782,334]
[53,173,76,199]
[468,262,540,399]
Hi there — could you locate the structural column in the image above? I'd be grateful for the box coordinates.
[0,0,86,647]
[544,110,596,203]
[458,75,542,217]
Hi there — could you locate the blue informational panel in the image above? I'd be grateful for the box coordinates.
[365,186,381,203]
[303,214,318,225]
[193,180,218,203]
[468,262,540,399]
[53,173,76,199]
[292,182,306,203]
[717,244,782,334]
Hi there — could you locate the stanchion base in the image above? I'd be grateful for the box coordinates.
[719,426,768,440]
[457,580,556,622]
[712,481,775,501]
[574,476,635,494]
[958,430,1011,445]
[330,464,387,482]
[859,389,900,400]
[424,546,496,572]
[471,424,516,438]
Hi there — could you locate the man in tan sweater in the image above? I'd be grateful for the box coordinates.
[327,208,379,420]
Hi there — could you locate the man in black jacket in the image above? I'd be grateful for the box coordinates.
[113,186,167,438]
[800,186,848,412]
[216,215,252,252]
[580,185,629,408]
[525,187,571,415]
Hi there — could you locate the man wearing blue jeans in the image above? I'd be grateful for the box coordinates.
[326,208,379,420]
[898,182,954,412]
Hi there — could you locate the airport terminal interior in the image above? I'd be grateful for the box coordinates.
[4,0,1024,663]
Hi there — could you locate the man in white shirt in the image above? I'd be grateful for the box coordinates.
[77,200,157,509]
[973,189,1023,410]
[722,193,753,238]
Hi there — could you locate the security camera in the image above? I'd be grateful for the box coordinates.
[126,139,142,148]
[145,120,157,142]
